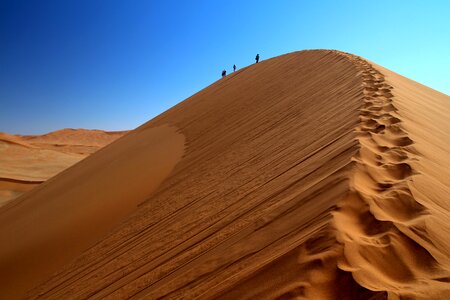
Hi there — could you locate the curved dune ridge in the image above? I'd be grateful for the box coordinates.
[0,50,448,299]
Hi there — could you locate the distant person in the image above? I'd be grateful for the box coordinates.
[233,64,236,72]
[255,54,260,63]
[222,69,226,77]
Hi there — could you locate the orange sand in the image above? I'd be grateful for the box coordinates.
[0,129,126,206]
[0,50,448,299]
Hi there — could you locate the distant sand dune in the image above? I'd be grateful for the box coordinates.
[0,129,127,205]
[0,178,40,207]
[19,128,129,153]
[0,50,448,299]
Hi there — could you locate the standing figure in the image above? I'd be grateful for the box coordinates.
[222,69,226,77]
[255,54,260,63]
[233,64,236,72]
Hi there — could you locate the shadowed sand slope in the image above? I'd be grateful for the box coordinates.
[0,129,127,206]
[1,50,448,299]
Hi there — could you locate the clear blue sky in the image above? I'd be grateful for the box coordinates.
[1,0,449,134]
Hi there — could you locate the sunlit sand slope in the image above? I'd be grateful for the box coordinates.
[334,56,450,299]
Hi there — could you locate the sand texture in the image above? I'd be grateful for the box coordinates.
[0,50,448,299]
[0,129,126,206]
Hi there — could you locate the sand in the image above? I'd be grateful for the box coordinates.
[0,50,448,299]
[0,129,126,206]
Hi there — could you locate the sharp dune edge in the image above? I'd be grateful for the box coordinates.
[0,50,448,299]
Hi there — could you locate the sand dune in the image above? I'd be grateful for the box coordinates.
[0,129,127,206]
[19,128,128,154]
[0,50,448,299]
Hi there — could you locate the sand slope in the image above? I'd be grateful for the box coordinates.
[0,50,448,299]
[0,129,126,206]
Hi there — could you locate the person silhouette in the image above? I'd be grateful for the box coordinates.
[255,54,260,63]
[222,69,226,77]
[233,64,236,72]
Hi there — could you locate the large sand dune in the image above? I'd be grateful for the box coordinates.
[0,50,448,299]
[0,129,126,206]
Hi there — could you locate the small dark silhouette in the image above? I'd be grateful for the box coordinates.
[222,69,226,77]
[233,64,236,72]
[255,54,260,63]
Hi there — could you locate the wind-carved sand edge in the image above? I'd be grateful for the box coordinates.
[332,52,448,299]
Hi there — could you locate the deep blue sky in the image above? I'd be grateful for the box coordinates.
[1,0,449,134]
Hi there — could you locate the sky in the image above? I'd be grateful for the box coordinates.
[0,0,449,134]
